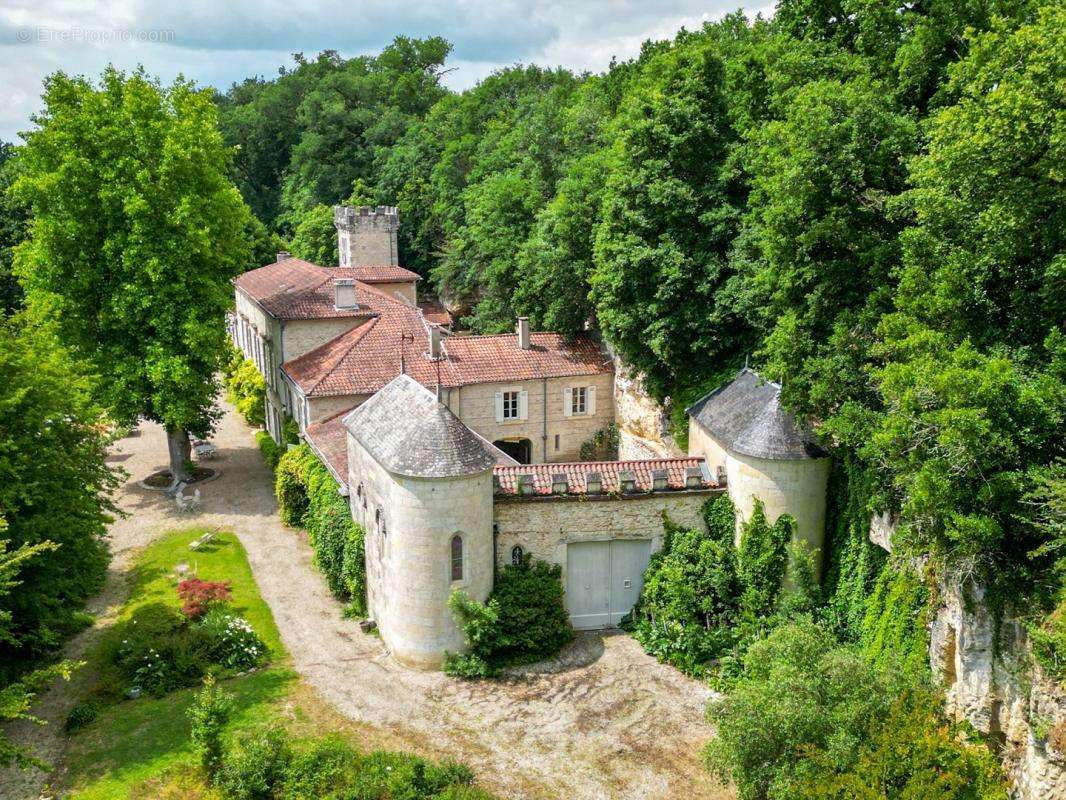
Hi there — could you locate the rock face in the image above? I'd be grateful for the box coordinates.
[929,578,1066,799]
[613,360,682,460]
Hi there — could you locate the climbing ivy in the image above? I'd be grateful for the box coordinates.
[820,456,887,642]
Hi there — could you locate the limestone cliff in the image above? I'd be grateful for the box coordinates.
[930,578,1066,799]
[612,359,683,460]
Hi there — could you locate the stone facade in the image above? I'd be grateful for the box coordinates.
[443,372,615,463]
[334,205,399,267]
[688,416,830,576]
[494,489,722,578]
[348,428,494,669]
[371,281,417,306]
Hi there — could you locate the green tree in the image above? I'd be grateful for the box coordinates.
[0,318,116,676]
[592,36,751,399]
[0,142,28,313]
[14,68,252,482]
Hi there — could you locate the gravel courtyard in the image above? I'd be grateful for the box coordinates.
[2,400,727,800]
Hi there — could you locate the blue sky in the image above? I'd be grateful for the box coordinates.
[0,0,772,142]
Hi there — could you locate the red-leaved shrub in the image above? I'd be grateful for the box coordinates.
[177,578,232,619]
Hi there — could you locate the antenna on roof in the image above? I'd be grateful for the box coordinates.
[399,332,414,375]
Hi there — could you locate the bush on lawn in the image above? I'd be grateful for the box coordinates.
[213,727,493,800]
[177,578,232,619]
[444,555,572,678]
[274,444,366,616]
[103,588,266,697]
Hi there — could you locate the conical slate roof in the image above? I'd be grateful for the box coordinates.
[343,374,500,477]
[686,369,827,460]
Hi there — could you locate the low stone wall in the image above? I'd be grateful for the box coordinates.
[493,488,722,575]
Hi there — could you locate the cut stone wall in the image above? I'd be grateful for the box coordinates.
[613,361,682,460]
[348,431,494,669]
[284,317,363,363]
[493,489,722,579]
[308,393,366,424]
[444,373,615,464]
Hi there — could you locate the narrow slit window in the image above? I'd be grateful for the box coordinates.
[450,535,463,581]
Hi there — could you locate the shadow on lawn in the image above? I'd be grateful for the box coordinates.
[62,667,294,795]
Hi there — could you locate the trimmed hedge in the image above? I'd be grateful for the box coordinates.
[275,445,366,616]
[256,430,283,471]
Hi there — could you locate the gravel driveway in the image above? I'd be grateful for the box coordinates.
[2,401,727,800]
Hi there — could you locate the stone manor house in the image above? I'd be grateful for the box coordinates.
[231,206,830,668]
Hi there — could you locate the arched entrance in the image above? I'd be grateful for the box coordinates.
[493,437,532,464]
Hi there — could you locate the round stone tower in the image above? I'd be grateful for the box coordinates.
[343,374,497,668]
[687,369,830,576]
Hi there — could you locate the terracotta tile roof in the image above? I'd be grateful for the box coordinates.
[283,321,613,398]
[418,300,453,327]
[332,265,421,283]
[443,333,612,385]
[234,259,419,320]
[234,258,367,320]
[493,457,719,496]
[282,291,452,397]
[304,412,349,485]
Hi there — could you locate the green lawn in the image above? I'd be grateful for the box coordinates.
[59,528,296,799]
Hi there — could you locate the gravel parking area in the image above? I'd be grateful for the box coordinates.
[1,400,727,800]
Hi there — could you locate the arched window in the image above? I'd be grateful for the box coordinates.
[511,545,524,566]
[450,535,463,582]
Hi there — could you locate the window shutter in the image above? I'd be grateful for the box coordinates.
[563,387,573,417]
[519,390,529,420]
[587,386,596,415]
[494,391,504,422]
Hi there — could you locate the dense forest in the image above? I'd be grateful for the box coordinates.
[204,1,1063,616]
[0,0,1062,794]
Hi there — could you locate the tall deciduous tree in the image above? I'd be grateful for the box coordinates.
[14,68,251,481]
[592,38,751,398]
[0,317,116,677]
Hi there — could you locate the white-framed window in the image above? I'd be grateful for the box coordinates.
[571,386,587,415]
[563,385,596,417]
[494,388,527,422]
[503,390,520,420]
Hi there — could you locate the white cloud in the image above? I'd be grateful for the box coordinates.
[0,0,769,141]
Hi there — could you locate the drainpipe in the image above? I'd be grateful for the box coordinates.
[542,378,548,462]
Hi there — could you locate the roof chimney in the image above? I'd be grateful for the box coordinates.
[276,251,291,262]
[517,317,531,350]
[427,324,442,360]
[333,278,358,310]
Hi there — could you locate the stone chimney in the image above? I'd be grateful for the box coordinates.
[333,278,358,310]
[333,205,399,267]
[427,324,442,360]
[516,317,531,350]
[276,251,291,262]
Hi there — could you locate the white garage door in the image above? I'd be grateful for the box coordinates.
[566,540,652,629]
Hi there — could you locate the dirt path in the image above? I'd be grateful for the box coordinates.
[2,401,727,800]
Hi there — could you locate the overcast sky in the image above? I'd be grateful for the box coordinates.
[0,0,773,143]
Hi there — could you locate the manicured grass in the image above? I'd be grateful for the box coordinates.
[59,528,295,799]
